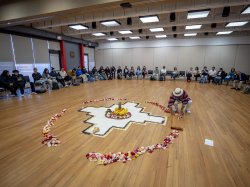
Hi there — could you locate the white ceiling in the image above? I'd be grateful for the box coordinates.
[1,0,250,43]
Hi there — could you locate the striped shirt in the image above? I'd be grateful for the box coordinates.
[168,90,191,107]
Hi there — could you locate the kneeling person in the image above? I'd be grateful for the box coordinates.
[168,88,192,116]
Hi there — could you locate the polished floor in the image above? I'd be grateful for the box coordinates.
[0,79,249,187]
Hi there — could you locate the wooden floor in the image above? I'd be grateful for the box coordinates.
[0,79,249,187]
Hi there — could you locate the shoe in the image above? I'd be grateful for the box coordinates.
[185,110,191,114]
[21,94,24,97]
[31,92,37,95]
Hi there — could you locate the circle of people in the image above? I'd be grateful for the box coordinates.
[0,65,249,97]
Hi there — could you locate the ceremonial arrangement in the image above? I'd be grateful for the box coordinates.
[41,97,182,166]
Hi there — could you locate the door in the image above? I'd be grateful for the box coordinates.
[49,50,61,71]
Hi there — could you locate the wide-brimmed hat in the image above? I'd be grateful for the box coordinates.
[173,88,183,97]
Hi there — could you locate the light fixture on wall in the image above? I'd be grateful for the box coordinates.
[129,36,140,39]
[173,34,177,38]
[146,36,149,39]
[139,15,159,23]
[138,29,143,33]
[185,25,202,30]
[118,30,132,34]
[57,36,62,40]
[216,31,233,35]
[69,24,89,30]
[110,31,114,35]
[122,37,125,40]
[155,35,167,38]
[187,9,210,19]
[226,21,249,27]
[172,26,176,32]
[101,20,121,27]
[92,33,106,36]
[204,32,209,36]
[149,28,164,32]
[241,5,250,14]
[107,38,118,41]
[184,33,197,36]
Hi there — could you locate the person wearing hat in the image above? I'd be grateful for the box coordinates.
[167,88,192,116]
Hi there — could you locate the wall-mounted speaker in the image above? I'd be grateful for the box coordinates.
[211,23,217,28]
[222,6,230,17]
[172,26,176,32]
[122,37,125,40]
[146,36,149,39]
[92,22,96,29]
[173,34,177,38]
[139,29,142,33]
[204,32,208,36]
[110,31,114,35]
[170,12,176,22]
[127,17,132,25]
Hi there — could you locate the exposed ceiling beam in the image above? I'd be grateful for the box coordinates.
[33,0,249,29]
[63,14,250,36]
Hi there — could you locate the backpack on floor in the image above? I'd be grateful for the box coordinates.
[150,76,156,81]
[52,82,59,90]
[72,82,80,86]
[36,88,46,94]
[159,76,164,81]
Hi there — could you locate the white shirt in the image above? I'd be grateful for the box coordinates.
[161,68,167,74]
[208,69,217,77]
[59,71,67,78]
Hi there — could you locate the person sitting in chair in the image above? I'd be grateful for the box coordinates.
[142,66,147,79]
[136,66,142,79]
[123,66,129,79]
[208,66,217,83]
[0,70,17,96]
[231,71,247,90]
[129,66,135,79]
[152,67,160,80]
[12,70,27,96]
[117,66,123,80]
[167,88,192,117]
[171,67,179,80]
[160,66,167,81]
[50,67,65,87]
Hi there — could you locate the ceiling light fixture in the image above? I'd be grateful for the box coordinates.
[107,38,118,41]
[129,36,140,39]
[139,15,159,23]
[149,28,164,32]
[69,24,88,30]
[101,20,121,27]
[241,5,250,14]
[185,25,202,30]
[92,33,106,36]
[187,9,210,19]
[216,31,233,35]
[184,33,197,36]
[226,21,249,27]
[155,35,167,38]
[118,30,132,34]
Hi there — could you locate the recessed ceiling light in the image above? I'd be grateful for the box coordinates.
[92,33,106,36]
[226,21,249,27]
[101,20,121,27]
[139,15,159,23]
[185,25,202,30]
[155,35,167,38]
[118,30,133,34]
[107,38,118,41]
[216,31,233,35]
[69,24,88,30]
[129,36,140,39]
[184,33,197,36]
[187,9,210,19]
[149,28,164,32]
[241,6,250,14]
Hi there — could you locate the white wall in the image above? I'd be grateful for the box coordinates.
[95,37,250,74]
